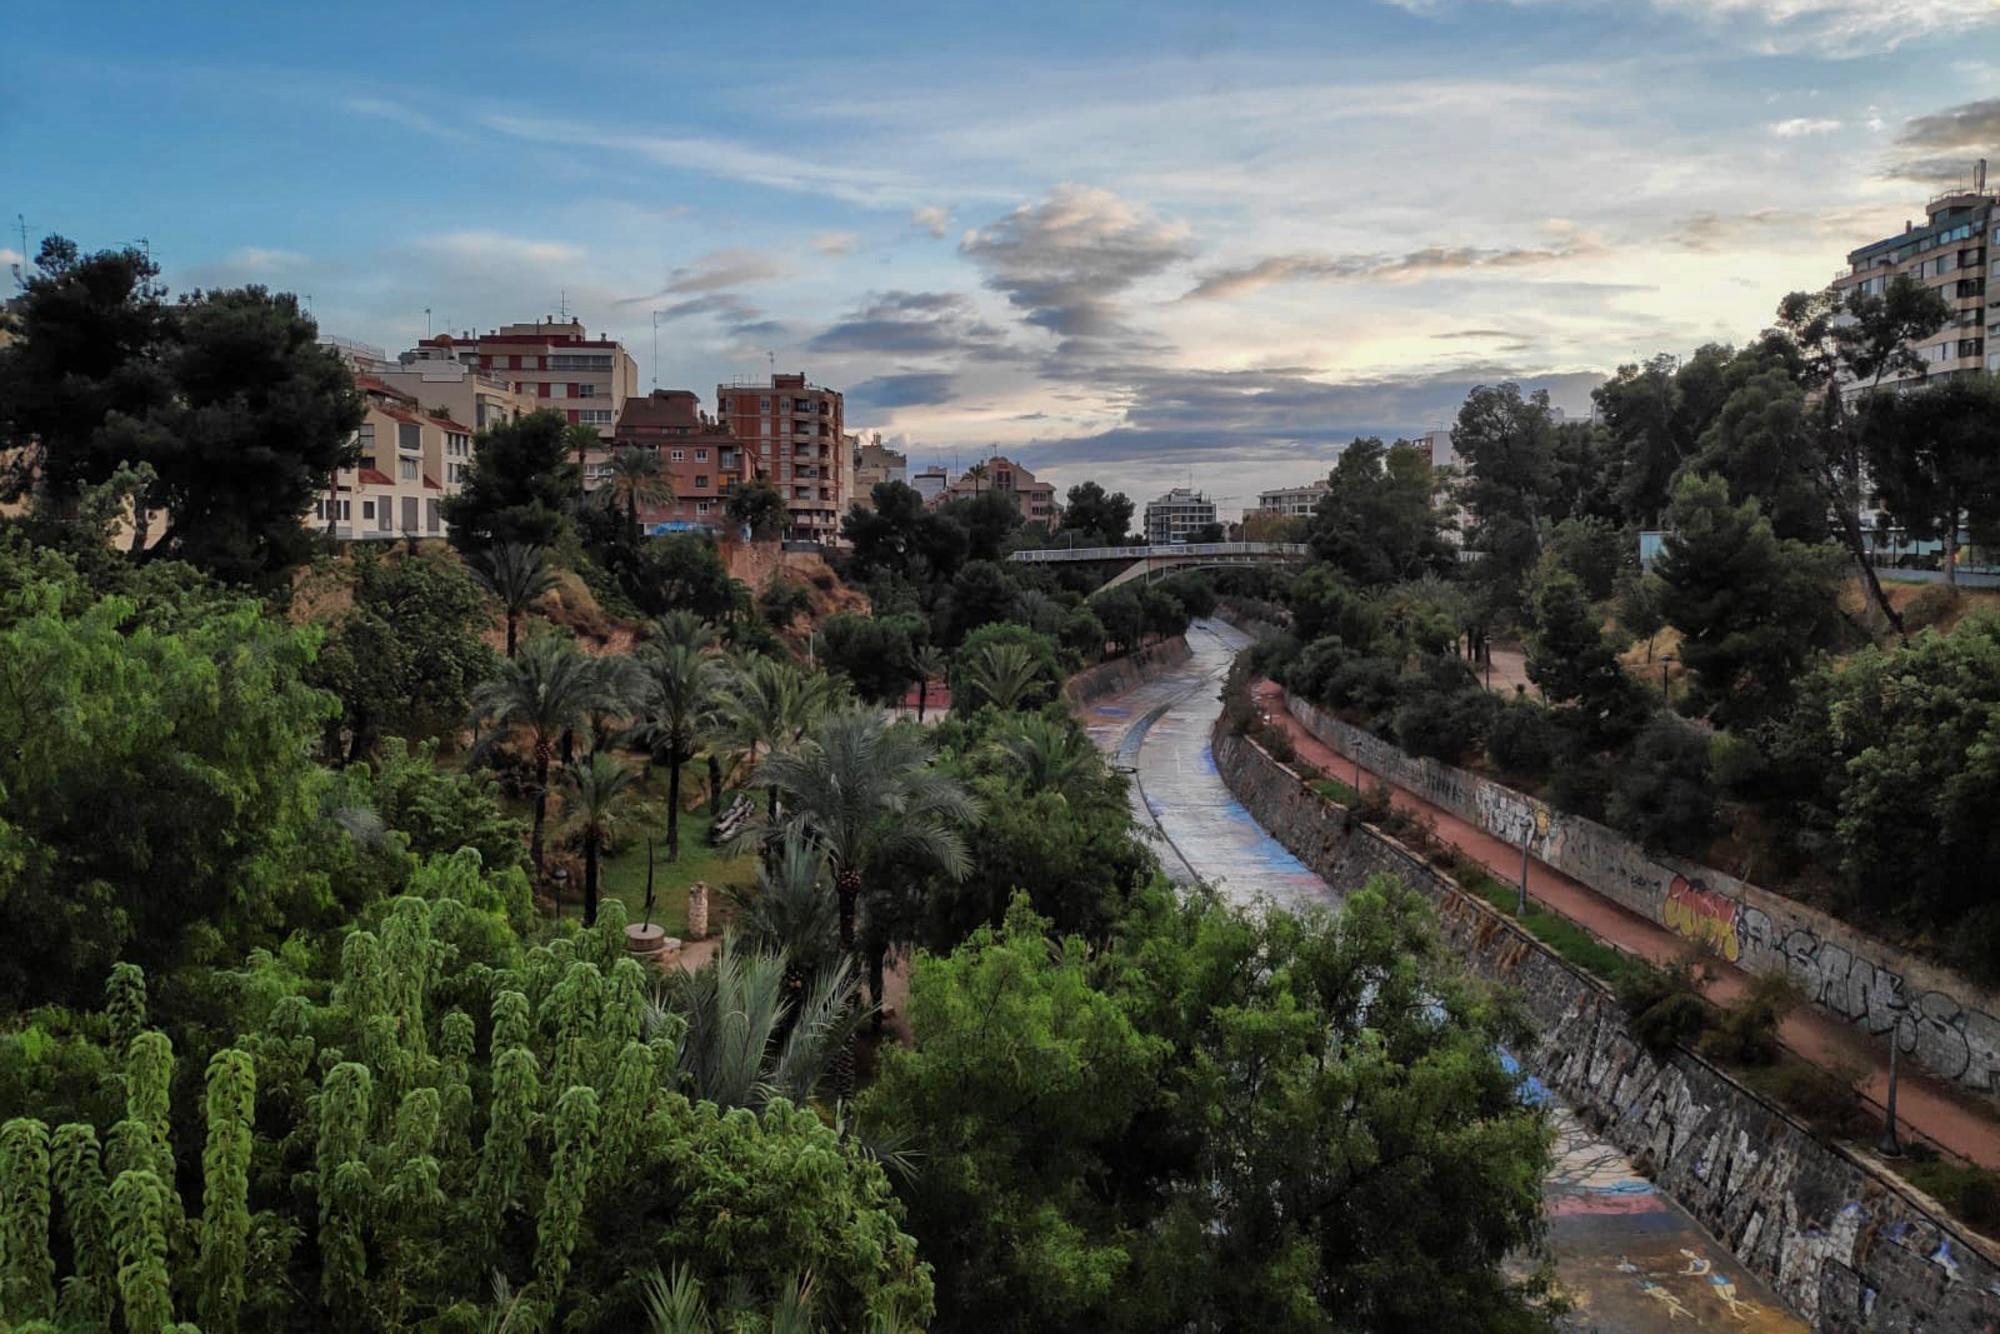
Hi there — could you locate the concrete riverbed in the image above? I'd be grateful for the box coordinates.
[1081,619,1804,1333]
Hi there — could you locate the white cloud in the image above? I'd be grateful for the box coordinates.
[960,185,1194,338]
[812,231,860,256]
[226,246,310,272]
[1768,117,1842,137]
[1652,0,1999,54]
[414,232,585,267]
[0,248,23,268]
[342,96,467,141]
[912,205,952,238]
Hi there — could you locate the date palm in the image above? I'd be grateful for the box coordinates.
[726,834,841,991]
[907,644,946,722]
[634,639,725,862]
[471,636,609,876]
[957,640,1042,712]
[602,446,674,546]
[997,713,1102,801]
[755,709,976,1093]
[719,655,831,816]
[561,752,639,926]
[470,542,557,657]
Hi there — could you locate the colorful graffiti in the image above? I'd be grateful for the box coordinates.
[1664,875,1742,962]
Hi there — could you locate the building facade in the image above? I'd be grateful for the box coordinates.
[382,343,535,434]
[1144,487,1218,545]
[852,435,907,509]
[409,320,638,437]
[910,465,950,504]
[930,455,1060,526]
[715,373,846,542]
[1833,180,1996,390]
[1257,479,1329,518]
[610,389,743,534]
[311,376,470,541]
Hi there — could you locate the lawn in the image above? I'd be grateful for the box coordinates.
[584,774,760,936]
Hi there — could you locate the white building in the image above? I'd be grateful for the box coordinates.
[1257,480,1329,519]
[1144,487,1218,545]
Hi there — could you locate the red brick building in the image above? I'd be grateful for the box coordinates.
[610,390,744,534]
[715,373,847,543]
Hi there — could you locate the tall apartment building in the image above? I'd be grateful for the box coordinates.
[1144,487,1218,545]
[1833,175,1996,390]
[715,373,845,542]
[410,319,638,437]
[852,435,907,510]
[930,455,1061,526]
[1257,479,1329,519]
[312,375,472,541]
[610,389,743,534]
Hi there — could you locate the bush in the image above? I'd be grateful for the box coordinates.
[1698,971,1800,1067]
[1391,656,1492,763]
[1487,698,1556,781]
[758,577,813,630]
[1904,583,1959,632]
[1742,1059,1870,1140]
[1604,713,1719,856]
[1616,958,1713,1053]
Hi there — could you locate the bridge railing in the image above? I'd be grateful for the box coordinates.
[1009,541,1309,563]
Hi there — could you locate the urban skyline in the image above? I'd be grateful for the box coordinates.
[6,0,1997,509]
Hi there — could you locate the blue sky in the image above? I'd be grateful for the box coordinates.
[5,0,1996,510]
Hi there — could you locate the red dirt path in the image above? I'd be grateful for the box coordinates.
[1250,678,2000,1173]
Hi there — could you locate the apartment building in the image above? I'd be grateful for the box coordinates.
[931,455,1061,526]
[386,339,536,433]
[411,319,638,437]
[852,435,907,509]
[610,389,744,533]
[1257,479,1329,519]
[715,372,845,542]
[910,465,950,504]
[1144,487,1218,545]
[1833,174,1996,390]
[311,376,470,540]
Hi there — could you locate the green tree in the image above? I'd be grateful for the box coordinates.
[1615,567,1667,662]
[818,612,922,704]
[1604,714,1718,856]
[1286,563,1383,650]
[1859,376,2000,589]
[471,636,608,877]
[944,559,1017,641]
[727,835,842,988]
[471,542,559,658]
[1453,382,1561,619]
[725,478,787,540]
[634,638,725,862]
[1059,480,1135,545]
[718,655,836,816]
[908,643,947,721]
[949,623,1061,712]
[1523,552,1629,713]
[657,937,859,1112]
[624,534,742,621]
[1308,438,1452,585]
[443,410,585,554]
[602,446,674,547]
[1687,366,1826,543]
[561,753,640,926]
[1654,473,1839,726]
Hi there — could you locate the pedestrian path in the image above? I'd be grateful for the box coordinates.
[1249,677,2000,1173]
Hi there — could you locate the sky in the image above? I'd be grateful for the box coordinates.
[5,1,1997,514]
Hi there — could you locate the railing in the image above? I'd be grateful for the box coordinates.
[1010,541,1309,563]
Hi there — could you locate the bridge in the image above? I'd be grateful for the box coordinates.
[1009,541,1308,595]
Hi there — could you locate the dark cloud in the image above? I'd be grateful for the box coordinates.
[1431,329,1520,341]
[1885,98,2000,184]
[805,290,1019,358]
[846,372,960,412]
[1184,236,1599,301]
[959,185,1195,339]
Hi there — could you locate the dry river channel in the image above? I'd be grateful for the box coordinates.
[1081,617,1806,1332]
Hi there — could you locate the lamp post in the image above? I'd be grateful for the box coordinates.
[1659,652,1678,702]
[1879,1015,1905,1157]
[1517,804,1549,916]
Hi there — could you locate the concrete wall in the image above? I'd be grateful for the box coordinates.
[1283,693,2000,1102]
[1214,724,2000,1332]
[1063,636,1193,706]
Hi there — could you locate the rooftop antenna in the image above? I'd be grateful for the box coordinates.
[558,288,568,320]
[651,309,666,389]
[767,349,776,374]
[425,307,432,338]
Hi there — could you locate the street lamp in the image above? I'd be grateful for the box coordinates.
[1879,1015,1906,1157]
[1659,653,1678,702]
[1517,804,1549,917]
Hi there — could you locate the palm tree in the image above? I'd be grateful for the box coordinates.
[641,1268,816,1334]
[602,446,674,546]
[471,637,609,877]
[652,609,716,654]
[649,938,861,1111]
[957,640,1044,712]
[755,710,976,1089]
[997,713,1102,800]
[726,835,841,991]
[470,543,558,657]
[907,644,946,722]
[719,655,829,816]
[634,639,724,862]
[561,752,639,926]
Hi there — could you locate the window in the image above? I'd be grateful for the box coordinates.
[550,354,613,371]
[695,501,711,515]
[398,422,422,452]
[576,383,595,398]
[695,475,709,489]
[363,500,376,520]
[426,499,441,533]
[580,409,613,425]
[356,423,376,468]
[760,396,771,413]
[670,449,685,461]
[400,458,418,480]
[695,449,709,461]
[378,503,393,532]
[402,496,419,532]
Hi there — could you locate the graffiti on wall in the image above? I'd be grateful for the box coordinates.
[1664,875,1742,963]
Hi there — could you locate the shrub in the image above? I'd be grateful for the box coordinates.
[1487,698,1556,781]
[1605,714,1719,857]
[1698,971,1800,1067]
[1616,958,1712,1053]
[1903,583,1959,632]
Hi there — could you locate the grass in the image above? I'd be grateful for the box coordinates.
[1450,863,1647,988]
[1901,1157,2000,1237]
[1311,778,1361,806]
[596,786,759,935]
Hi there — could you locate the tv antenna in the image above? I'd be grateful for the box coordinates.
[652,309,667,388]
[558,288,569,320]
[425,307,433,337]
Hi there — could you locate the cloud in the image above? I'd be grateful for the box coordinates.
[812,231,859,256]
[912,206,952,238]
[413,232,585,267]
[1884,97,2000,183]
[0,248,22,268]
[806,290,1018,359]
[846,372,960,411]
[342,96,467,141]
[225,246,310,273]
[1184,233,1598,301]
[662,249,786,295]
[1769,117,1841,137]
[1652,0,2000,55]
[959,184,1195,338]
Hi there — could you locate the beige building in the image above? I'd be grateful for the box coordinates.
[385,342,536,433]
[716,372,847,542]
[851,435,908,510]
[1144,487,1217,545]
[410,319,638,437]
[1257,479,1329,519]
[312,376,470,541]
[1833,179,1995,391]
[931,455,1060,526]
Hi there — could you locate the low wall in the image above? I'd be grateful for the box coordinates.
[1283,692,2000,1101]
[1214,723,2000,1332]
[1063,636,1192,706]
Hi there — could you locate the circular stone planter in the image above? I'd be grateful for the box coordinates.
[624,923,669,956]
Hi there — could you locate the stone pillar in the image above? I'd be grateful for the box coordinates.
[687,881,710,941]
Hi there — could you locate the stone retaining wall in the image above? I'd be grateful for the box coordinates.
[1063,636,1193,706]
[1281,692,2000,1103]
[1214,722,2000,1332]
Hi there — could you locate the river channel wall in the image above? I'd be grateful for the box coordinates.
[1063,636,1192,706]
[1276,690,2000,1105]
[1213,721,2000,1331]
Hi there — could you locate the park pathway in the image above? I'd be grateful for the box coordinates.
[1082,620,1801,1332]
